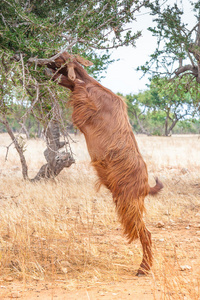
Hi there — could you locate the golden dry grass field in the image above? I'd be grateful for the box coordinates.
[0,133,200,299]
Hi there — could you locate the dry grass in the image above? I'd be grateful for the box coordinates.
[0,133,200,299]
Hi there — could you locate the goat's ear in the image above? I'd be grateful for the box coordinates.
[75,55,93,67]
[67,63,76,81]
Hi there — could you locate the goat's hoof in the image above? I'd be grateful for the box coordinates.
[136,271,146,277]
[136,269,148,277]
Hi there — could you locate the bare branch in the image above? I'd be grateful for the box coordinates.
[195,21,200,47]
[187,22,199,39]
[2,117,29,180]
[0,13,7,26]
[28,51,93,68]
[20,53,25,91]
[20,80,40,121]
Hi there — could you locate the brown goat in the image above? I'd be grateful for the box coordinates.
[46,52,163,275]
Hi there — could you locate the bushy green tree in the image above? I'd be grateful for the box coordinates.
[1,0,146,71]
[138,0,200,114]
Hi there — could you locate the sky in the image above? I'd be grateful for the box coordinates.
[100,9,156,95]
[100,0,195,95]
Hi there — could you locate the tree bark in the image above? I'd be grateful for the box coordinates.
[131,110,150,135]
[0,117,74,181]
[32,120,75,181]
[164,113,169,136]
[168,118,179,134]
[165,111,180,136]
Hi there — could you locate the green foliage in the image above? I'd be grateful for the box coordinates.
[140,1,198,73]
[0,0,145,66]
[138,0,200,115]
[0,0,148,138]
[126,76,199,136]
[174,119,200,134]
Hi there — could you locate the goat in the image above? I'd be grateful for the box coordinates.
[45,52,163,275]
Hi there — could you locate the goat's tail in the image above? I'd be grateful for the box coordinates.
[149,177,163,195]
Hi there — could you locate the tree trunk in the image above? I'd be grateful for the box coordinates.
[0,117,74,181]
[164,111,169,136]
[167,118,179,134]
[132,110,150,135]
[32,120,75,181]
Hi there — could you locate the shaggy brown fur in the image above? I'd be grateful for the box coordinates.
[47,52,163,275]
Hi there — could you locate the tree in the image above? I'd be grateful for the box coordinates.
[0,0,148,180]
[138,0,200,114]
[125,94,150,135]
[126,77,197,136]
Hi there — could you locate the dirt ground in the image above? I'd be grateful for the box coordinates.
[1,278,156,299]
[1,221,200,299]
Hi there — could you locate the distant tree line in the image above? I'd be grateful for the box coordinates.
[124,77,200,136]
[2,78,200,137]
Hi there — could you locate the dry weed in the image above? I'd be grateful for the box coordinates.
[0,133,200,299]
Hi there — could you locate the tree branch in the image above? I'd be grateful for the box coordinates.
[174,64,198,77]
[1,117,29,180]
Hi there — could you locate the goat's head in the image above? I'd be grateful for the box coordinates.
[45,52,93,90]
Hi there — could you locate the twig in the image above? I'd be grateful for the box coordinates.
[0,13,7,26]
[2,117,29,179]
[20,80,40,121]
[4,141,14,161]
[2,0,46,28]
[27,52,70,66]
[58,0,87,26]
[20,53,25,91]
[0,118,14,161]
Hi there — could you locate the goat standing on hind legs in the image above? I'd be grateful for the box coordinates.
[42,52,163,275]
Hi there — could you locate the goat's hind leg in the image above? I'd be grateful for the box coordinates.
[136,226,153,276]
[116,195,152,276]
